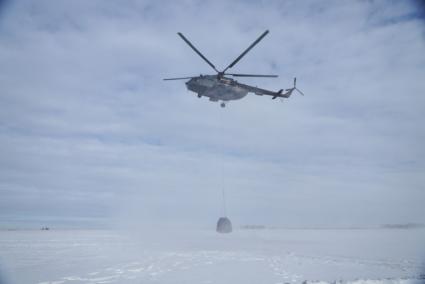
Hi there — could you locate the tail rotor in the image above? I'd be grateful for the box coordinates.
[287,77,305,96]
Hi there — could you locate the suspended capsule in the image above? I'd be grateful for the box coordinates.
[216,217,232,233]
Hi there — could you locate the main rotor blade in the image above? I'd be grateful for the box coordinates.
[177,32,219,73]
[222,30,269,73]
[163,76,196,81]
[226,73,278,78]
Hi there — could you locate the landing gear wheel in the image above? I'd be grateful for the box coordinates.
[220,102,226,108]
[198,94,202,98]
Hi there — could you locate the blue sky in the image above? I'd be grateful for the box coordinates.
[0,0,424,229]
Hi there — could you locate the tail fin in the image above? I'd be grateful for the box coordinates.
[283,88,295,98]
[272,89,283,100]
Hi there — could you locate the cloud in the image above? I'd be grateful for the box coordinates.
[0,0,424,228]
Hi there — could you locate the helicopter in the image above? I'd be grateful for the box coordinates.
[164,30,304,107]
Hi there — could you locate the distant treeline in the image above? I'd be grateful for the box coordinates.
[240,223,425,230]
[240,225,266,230]
[381,223,425,229]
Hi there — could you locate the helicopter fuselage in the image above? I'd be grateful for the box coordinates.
[185,75,248,102]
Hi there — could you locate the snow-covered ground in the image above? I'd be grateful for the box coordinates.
[0,228,424,284]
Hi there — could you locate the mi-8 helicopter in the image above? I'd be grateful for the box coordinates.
[164,30,304,107]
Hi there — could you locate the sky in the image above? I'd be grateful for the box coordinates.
[0,0,424,229]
